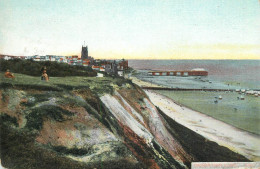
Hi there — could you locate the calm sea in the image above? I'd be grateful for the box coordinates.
[129,60,260,135]
[129,60,260,89]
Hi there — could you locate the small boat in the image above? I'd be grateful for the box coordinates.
[218,95,222,100]
[254,93,258,97]
[235,89,240,92]
[214,100,218,104]
[240,95,245,100]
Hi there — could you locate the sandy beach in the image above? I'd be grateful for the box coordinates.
[129,76,162,87]
[145,90,260,161]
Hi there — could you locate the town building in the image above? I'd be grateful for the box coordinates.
[117,59,129,70]
[105,61,118,75]
[92,65,100,71]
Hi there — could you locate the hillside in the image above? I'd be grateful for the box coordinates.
[0,72,249,169]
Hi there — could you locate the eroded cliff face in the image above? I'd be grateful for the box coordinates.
[0,81,249,169]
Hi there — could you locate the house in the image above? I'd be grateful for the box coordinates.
[40,56,46,61]
[77,58,82,66]
[47,55,56,61]
[82,59,91,67]
[105,61,118,75]
[92,65,100,71]
[4,56,12,60]
[117,59,129,70]
[33,55,41,61]
[100,67,105,72]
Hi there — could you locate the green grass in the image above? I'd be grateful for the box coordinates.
[156,90,260,135]
[0,72,132,95]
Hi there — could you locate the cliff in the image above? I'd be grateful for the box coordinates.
[0,73,249,169]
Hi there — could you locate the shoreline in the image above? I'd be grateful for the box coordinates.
[145,89,260,161]
[130,75,260,161]
[152,90,259,136]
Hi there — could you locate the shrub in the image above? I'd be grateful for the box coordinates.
[0,114,18,127]
[25,106,74,130]
[52,146,91,156]
[0,59,97,77]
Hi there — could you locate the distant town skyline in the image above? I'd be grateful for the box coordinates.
[0,0,259,59]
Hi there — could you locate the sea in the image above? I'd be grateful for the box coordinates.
[129,60,260,135]
[128,60,260,90]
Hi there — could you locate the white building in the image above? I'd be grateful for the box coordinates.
[4,56,11,60]
[33,56,41,61]
[97,73,104,77]
[118,70,124,77]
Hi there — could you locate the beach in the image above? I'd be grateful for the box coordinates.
[145,90,260,161]
[130,76,260,161]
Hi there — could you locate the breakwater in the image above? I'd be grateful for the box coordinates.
[142,87,236,92]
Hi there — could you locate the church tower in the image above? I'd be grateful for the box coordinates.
[81,45,88,60]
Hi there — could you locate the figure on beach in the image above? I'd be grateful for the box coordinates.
[41,66,49,81]
[4,69,15,78]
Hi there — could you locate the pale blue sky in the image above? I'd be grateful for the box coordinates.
[0,0,259,59]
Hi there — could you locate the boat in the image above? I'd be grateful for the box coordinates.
[240,95,245,100]
[218,95,222,100]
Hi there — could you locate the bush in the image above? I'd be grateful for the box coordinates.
[0,59,97,77]
[25,106,74,130]
[0,114,18,127]
[52,146,90,156]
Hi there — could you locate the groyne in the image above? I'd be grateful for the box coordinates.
[141,87,235,92]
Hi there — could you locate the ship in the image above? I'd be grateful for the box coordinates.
[148,68,208,76]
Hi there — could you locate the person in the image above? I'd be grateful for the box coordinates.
[4,69,15,78]
[42,70,49,81]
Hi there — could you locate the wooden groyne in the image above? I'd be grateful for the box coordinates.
[141,87,236,92]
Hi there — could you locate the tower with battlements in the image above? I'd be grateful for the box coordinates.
[81,45,88,60]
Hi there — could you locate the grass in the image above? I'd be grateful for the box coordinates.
[0,72,132,95]
[155,90,260,135]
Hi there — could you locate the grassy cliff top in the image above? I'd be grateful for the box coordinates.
[0,72,133,95]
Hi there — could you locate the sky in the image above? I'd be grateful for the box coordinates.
[0,0,259,59]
